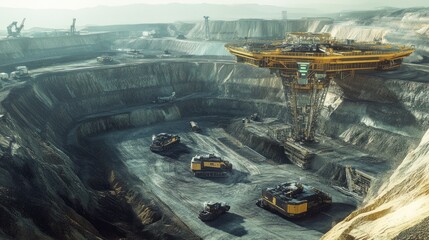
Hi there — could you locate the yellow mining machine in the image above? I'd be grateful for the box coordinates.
[150,133,180,152]
[257,182,332,218]
[226,32,414,168]
[191,154,232,177]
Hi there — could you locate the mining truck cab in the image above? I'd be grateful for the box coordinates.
[250,113,262,122]
[10,66,29,79]
[189,121,201,133]
[16,66,28,74]
[198,202,230,221]
[150,133,180,152]
[205,202,220,211]
[0,73,9,80]
[97,56,113,63]
[155,92,176,103]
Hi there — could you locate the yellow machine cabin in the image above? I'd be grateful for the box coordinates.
[191,154,232,177]
[150,133,180,152]
[257,182,331,218]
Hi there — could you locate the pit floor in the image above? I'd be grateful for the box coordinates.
[90,116,356,240]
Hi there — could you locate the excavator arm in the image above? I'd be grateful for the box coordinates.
[6,18,25,38]
[6,22,18,37]
[16,18,26,32]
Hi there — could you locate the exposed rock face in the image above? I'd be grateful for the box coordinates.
[316,53,429,240]
[322,129,429,239]
[317,9,429,237]
[114,38,231,56]
[0,7,428,239]
[0,33,115,67]
[186,19,332,40]
[113,19,333,55]
[0,106,197,239]
[321,8,429,62]
[0,61,426,239]
[320,65,429,163]
[0,62,280,239]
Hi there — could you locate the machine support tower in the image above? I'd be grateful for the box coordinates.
[203,16,210,40]
[279,66,333,169]
[279,64,332,142]
[225,32,414,169]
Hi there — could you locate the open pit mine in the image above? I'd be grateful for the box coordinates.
[0,6,428,240]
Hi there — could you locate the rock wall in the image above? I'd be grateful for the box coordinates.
[320,8,429,61]
[186,19,332,40]
[0,62,279,239]
[321,22,390,42]
[322,129,429,239]
[5,61,426,170]
[1,60,427,239]
[0,33,115,67]
[114,38,231,56]
[320,66,428,162]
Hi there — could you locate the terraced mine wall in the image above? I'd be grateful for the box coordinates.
[114,38,231,56]
[0,33,116,67]
[186,19,333,40]
[320,8,429,62]
[83,22,195,38]
[0,61,427,239]
[320,65,428,162]
[0,62,282,239]
[7,62,283,143]
[5,61,427,173]
[86,19,333,41]
[113,18,334,54]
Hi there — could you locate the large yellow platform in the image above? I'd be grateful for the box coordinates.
[225,32,414,153]
[226,32,414,73]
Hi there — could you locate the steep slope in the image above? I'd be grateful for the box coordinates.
[322,129,429,239]
[321,8,429,62]
[0,33,114,67]
[0,61,280,240]
[318,9,429,238]
[186,19,332,40]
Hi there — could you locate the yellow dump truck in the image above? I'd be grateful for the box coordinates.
[191,154,232,177]
[189,121,201,133]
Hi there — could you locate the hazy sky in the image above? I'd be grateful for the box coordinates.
[0,0,428,29]
[0,0,428,10]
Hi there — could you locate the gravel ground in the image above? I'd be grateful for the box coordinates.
[90,116,356,240]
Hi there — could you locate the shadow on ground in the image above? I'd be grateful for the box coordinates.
[204,212,248,237]
[154,143,192,159]
[289,202,356,233]
[194,169,251,185]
